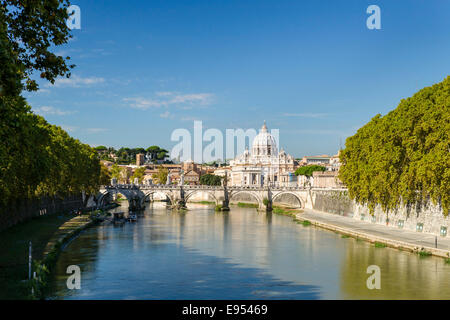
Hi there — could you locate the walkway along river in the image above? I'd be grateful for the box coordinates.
[47,202,450,299]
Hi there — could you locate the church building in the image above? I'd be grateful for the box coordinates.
[229,122,295,187]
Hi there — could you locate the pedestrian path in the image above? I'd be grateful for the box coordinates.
[43,215,92,257]
[296,209,450,258]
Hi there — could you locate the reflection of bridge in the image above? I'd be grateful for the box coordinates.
[98,184,313,211]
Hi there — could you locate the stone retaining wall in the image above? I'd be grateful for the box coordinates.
[0,194,84,232]
[311,189,449,237]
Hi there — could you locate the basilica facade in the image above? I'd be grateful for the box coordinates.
[229,122,296,187]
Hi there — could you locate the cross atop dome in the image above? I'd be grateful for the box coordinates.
[261,120,268,132]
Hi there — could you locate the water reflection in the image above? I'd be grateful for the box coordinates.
[48,202,450,299]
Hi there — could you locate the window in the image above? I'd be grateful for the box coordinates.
[440,226,447,237]
[397,220,404,229]
[360,214,365,221]
[416,223,424,232]
[371,216,376,223]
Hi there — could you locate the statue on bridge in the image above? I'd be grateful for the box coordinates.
[179,169,185,186]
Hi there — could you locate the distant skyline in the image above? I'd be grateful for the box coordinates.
[24,0,450,158]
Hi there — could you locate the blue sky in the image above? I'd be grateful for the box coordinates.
[25,0,450,159]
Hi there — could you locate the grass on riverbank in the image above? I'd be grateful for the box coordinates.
[374,242,387,248]
[418,250,432,257]
[271,205,308,226]
[191,201,216,205]
[236,202,259,208]
[0,213,75,299]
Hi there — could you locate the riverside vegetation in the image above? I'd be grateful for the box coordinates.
[339,76,450,215]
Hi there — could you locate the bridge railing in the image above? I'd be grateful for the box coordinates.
[103,184,348,192]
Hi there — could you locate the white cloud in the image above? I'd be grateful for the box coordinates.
[155,91,175,97]
[35,88,51,94]
[34,106,75,116]
[282,113,330,118]
[50,75,105,88]
[123,97,167,109]
[123,92,214,110]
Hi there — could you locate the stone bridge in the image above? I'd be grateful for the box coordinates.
[97,184,314,211]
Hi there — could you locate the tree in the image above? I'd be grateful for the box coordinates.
[146,146,169,163]
[0,0,107,217]
[0,0,75,92]
[294,165,326,177]
[339,76,450,215]
[110,164,121,180]
[131,166,146,184]
[199,174,222,186]
[99,164,111,185]
[152,166,168,184]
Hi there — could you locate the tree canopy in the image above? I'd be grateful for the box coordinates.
[339,76,450,215]
[294,165,326,177]
[152,166,168,184]
[0,0,74,92]
[199,174,222,186]
[0,1,103,212]
[131,167,146,184]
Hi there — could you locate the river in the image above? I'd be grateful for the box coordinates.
[47,202,450,299]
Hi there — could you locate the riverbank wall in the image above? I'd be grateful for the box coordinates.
[0,194,86,232]
[311,189,448,238]
[185,188,448,237]
[30,214,96,299]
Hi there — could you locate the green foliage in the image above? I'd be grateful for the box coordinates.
[0,110,101,206]
[152,166,169,184]
[0,1,104,213]
[199,174,221,186]
[418,250,432,257]
[0,0,74,92]
[131,166,146,184]
[99,164,111,185]
[294,165,326,177]
[300,220,312,226]
[237,202,258,208]
[110,164,121,180]
[374,242,387,248]
[263,198,269,206]
[339,76,450,215]
[146,145,169,163]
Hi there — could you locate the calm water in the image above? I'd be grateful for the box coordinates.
[48,203,450,300]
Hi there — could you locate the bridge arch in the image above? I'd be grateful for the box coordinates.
[184,190,219,205]
[229,190,263,209]
[272,192,304,208]
[143,190,175,205]
[98,189,134,208]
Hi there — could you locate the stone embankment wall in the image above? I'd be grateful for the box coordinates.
[0,194,84,232]
[311,189,449,237]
